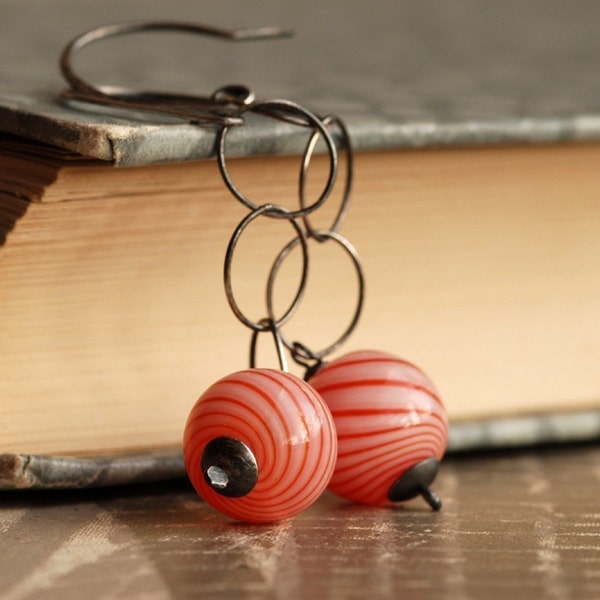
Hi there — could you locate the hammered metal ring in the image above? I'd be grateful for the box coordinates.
[217,99,339,218]
[266,228,364,360]
[223,203,309,332]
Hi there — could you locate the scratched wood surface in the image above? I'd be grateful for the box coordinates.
[1,445,599,600]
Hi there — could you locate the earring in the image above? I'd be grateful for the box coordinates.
[262,118,449,511]
[184,200,340,524]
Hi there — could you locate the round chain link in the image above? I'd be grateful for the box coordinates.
[217,100,339,219]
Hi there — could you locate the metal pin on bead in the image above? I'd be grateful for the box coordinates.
[201,437,258,498]
[387,458,442,511]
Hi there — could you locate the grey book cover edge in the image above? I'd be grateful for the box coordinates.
[2,0,600,165]
[1,410,598,490]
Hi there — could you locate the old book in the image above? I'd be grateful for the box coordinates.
[1,0,599,486]
[2,133,599,456]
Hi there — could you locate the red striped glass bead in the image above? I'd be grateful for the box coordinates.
[183,369,337,523]
[308,350,448,508]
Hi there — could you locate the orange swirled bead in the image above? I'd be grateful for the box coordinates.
[183,369,337,523]
[308,350,448,509]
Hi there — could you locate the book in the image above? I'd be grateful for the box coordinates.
[2,134,599,457]
[1,0,599,487]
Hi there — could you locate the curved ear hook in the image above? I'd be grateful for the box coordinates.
[59,20,293,126]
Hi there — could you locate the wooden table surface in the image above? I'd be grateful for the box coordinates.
[1,444,599,600]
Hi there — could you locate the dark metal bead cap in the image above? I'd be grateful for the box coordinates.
[387,457,442,511]
[201,437,258,498]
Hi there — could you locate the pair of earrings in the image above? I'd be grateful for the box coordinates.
[181,103,448,523]
[183,349,448,524]
[57,18,448,524]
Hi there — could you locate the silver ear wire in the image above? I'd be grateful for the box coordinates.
[59,20,292,126]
